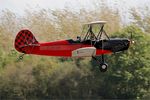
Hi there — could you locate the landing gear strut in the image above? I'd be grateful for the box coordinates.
[92,55,108,72]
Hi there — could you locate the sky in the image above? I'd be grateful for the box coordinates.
[0,0,150,23]
[0,0,150,14]
[0,0,90,14]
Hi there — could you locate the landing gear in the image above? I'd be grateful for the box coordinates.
[16,53,25,62]
[92,55,108,72]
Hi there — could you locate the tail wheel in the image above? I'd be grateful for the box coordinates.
[99,63,108,72]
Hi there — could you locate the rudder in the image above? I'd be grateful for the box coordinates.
[15,29,39,53]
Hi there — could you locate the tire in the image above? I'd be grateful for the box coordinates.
[99,63,108,72]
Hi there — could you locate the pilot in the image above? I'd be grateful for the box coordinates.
[90,33,95,40]
[77,36,81,42]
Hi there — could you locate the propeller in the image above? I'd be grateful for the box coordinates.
[129,33,135,44]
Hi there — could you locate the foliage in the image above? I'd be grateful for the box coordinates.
[90,25,150,99]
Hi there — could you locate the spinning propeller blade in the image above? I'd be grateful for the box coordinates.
[130,33,135,44]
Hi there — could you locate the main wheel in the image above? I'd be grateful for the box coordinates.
[99,63,108,72]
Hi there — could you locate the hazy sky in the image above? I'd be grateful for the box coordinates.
[0,0,150,15]
[0,0,150,24]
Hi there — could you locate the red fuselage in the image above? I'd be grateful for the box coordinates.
[15,30,130,57]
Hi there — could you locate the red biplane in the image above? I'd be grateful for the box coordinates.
[15,21,132,72]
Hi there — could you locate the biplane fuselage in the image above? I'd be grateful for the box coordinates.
[38,39,130,57]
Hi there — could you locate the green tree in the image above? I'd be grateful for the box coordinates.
[90,25,150,99]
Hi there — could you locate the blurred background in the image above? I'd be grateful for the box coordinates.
[0,0,150,99]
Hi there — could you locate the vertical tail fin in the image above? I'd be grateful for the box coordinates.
[14,29,39,53]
